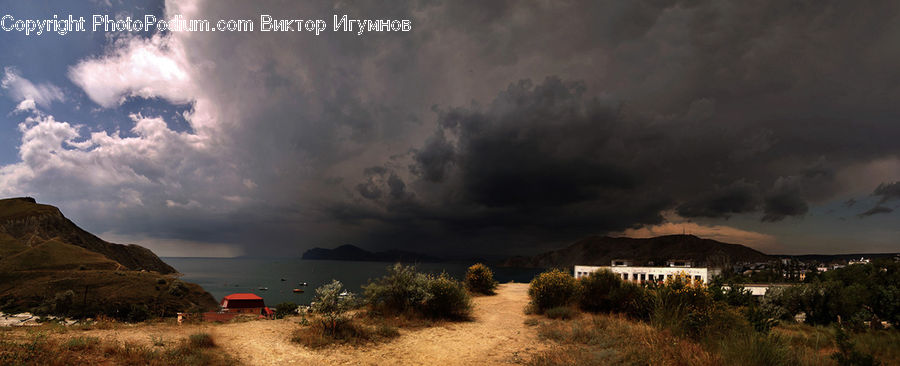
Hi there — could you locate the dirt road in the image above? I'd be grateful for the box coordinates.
[78,283,545,365]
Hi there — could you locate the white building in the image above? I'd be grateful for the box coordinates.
[574,260,721,284]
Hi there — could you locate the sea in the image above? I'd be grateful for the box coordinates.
[162,258,543,306]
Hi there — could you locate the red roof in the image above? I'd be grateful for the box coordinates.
[223,293,263,301]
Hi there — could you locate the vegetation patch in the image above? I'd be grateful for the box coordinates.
[363,263,472,320]
[0,332,237,366]
[529,314,717,366]
[528,269,580,313]
[465,263,498,295]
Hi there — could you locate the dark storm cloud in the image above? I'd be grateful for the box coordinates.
[8,0,900,256]
[676,181,760,219]
[333,0,900,254]
[873,182,900,203]
[858,206,894,218]
[761,190,809,223]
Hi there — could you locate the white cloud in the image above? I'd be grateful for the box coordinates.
[1,67,64,107]
[14,99,36,113]
[0,112,245,215]
[68,35,195,108]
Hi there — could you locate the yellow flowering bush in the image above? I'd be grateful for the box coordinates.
[465,263,498,295]
[528,269,580,313]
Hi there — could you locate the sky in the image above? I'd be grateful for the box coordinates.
[0,0,898,258]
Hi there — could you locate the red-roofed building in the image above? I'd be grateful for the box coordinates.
[221,293,267,315]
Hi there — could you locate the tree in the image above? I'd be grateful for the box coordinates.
[311,280,356,336]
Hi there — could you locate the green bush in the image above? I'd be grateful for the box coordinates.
[832,326,882,366]
[364,264,472,320]
[274,302,299,318]
[465,263,498,295]
[363,263,429,315]
[41,290,76,316]
[529,269,580,313]
[312,280,357,336]
[126,304,152,323]
[650,274,716,338]
[613,281,653,320]
[579,270,622,313]
[421,273,472,319]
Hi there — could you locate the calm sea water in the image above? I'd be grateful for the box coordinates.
[162,258,542,306]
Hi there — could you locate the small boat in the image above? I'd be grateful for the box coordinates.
[258,287,268,291]
[339,291,350,297]
[298,282,308,286]
[293,288,304,293]
[280,278,286,281]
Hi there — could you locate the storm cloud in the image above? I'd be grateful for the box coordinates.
[2,0,899,256]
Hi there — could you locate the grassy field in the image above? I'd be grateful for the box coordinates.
[0,269,217,318]
[0,198,60,222]
[527,312,899,366]
[0,331,238,366]
[0,239,120,272]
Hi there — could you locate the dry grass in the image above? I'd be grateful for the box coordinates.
[529,314,718,365]
[0,331,238,366]
[291,315,402,349]
[530,311,900,366]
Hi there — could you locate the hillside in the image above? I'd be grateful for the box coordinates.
[302,244,443,262]
[0,197,217,317]
[0,197,175,273]
[501,234,771,269]
[0,239,120,272]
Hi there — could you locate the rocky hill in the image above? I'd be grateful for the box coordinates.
[0,197,217,317]
[501,234,771,269]
[0,197,175,273]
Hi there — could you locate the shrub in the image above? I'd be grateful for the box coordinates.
[832,326,882,366]
[63,336,100,351]
[421,273,472,319]
[363,263,429,315]
[650,272,715,338]
[187,333,215,349]
[311,280,357,336]
[274,302,299,318]
[718,332,795,366]
[42,290,76,316]
[612,281,653,320]
[544,306,577,320]
[465,263,498,295]
[126,304,152,323]
[744,305,779,334]
[167,281,187,297]
[529,269,580,313]
[579,270,622,313]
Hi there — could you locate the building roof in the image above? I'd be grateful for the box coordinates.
[223,293,263,301]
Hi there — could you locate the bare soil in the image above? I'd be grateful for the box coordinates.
[54,283,546,365]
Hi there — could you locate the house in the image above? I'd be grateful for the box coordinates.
[221,293,273,317]
[575,259,721,284]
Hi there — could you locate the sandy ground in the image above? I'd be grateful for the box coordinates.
[53,283,546,365]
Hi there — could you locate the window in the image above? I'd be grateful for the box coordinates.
[640,274,645,281]
[694,275,702,282]
[622,273,628,280]
[647,274,654,281]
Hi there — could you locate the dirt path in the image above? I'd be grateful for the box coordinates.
[71,283,545,365]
